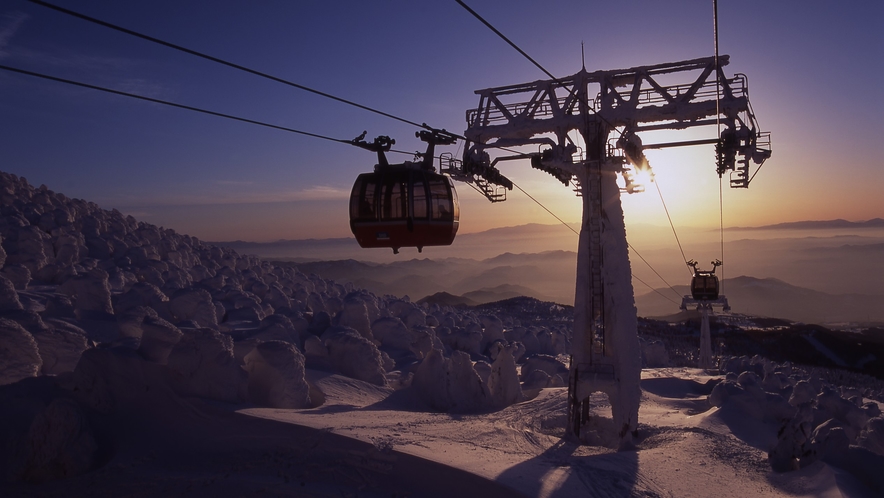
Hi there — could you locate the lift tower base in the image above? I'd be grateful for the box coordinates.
[568,159,641,446]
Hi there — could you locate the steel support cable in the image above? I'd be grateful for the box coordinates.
[654,180,693,277]
[719,175,725,292]
[0,64,370,147]
[714,0,726,294]
[28,0,526,158]
[455,0,554,81]
[510,181,578,236]
[28,0,681,300]
[633,273,681,306]
[27,0,430,131]
[1,65,434,163]
[627,243,684,301]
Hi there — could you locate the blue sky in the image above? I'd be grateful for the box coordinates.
[0,0,881,242]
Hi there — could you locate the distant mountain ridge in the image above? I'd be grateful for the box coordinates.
[728,218,884,230]
[277,251,576,305]
[280,252,883,326]
[218,220,882,325]
[636,275,884,326]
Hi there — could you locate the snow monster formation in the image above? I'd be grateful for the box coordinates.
[711,355,884,491]
[0,171,560,483]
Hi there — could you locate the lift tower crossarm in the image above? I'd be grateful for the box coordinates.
[467,56,734,133]
[464,55,769,188]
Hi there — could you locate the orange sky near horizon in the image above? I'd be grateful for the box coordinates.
[125,138,882,244]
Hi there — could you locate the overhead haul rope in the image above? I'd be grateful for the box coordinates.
[511,177,683,303]
[719,174,725,291]
[27,0,428,131]
[0,65,352,143]
[713,0,724,290]
[6,63,681,307]
[654,180,692,277]
[27,0,527,157]
[637,277,681,306]
[714,0,726,293]
[511,182,578,236]
[0,64,415,158]
[455,0,553,81]
[510,165,682,301]
[628,242,684,302]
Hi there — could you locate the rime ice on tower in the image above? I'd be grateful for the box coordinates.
[454,56,771,445]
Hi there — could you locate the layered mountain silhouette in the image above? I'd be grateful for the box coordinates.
[637,275,884,325]
[218,220,883,326]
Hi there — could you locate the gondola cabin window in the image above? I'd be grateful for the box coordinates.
[430,177,454,221]
[350,176,377,221]
[413,178,428,219]
[380,176,407,220]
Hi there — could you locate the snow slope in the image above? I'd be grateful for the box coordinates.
[5,365,877,498]
[244,368,882,498]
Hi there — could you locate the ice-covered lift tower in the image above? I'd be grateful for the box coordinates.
[452,55,771,446]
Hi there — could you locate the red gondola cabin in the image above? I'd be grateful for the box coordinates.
[349,165,459,253]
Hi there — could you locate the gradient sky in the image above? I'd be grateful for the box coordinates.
[0,0,881,244]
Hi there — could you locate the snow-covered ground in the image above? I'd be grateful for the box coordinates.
[244,367,884,498]
[3,365,881,497]
[1,170,883,497]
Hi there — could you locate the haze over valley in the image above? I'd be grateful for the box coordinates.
[217,221,884,326]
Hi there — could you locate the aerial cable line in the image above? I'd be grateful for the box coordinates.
[4,61,683,306]
[27,0,429,130]
[714,0,726,293]
[454,0,555,81]
[511,181,578,237]
[29,0,531,157]
[654,180,692,277]
[627,243,684,302]
[0,64,425,158]
[719,173,726,291]
[634,274,681,307]
[0,63,410,153]
[29,1,575,157]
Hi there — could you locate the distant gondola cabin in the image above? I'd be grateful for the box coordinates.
[690,273,720,301]
[349,166,459,253]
